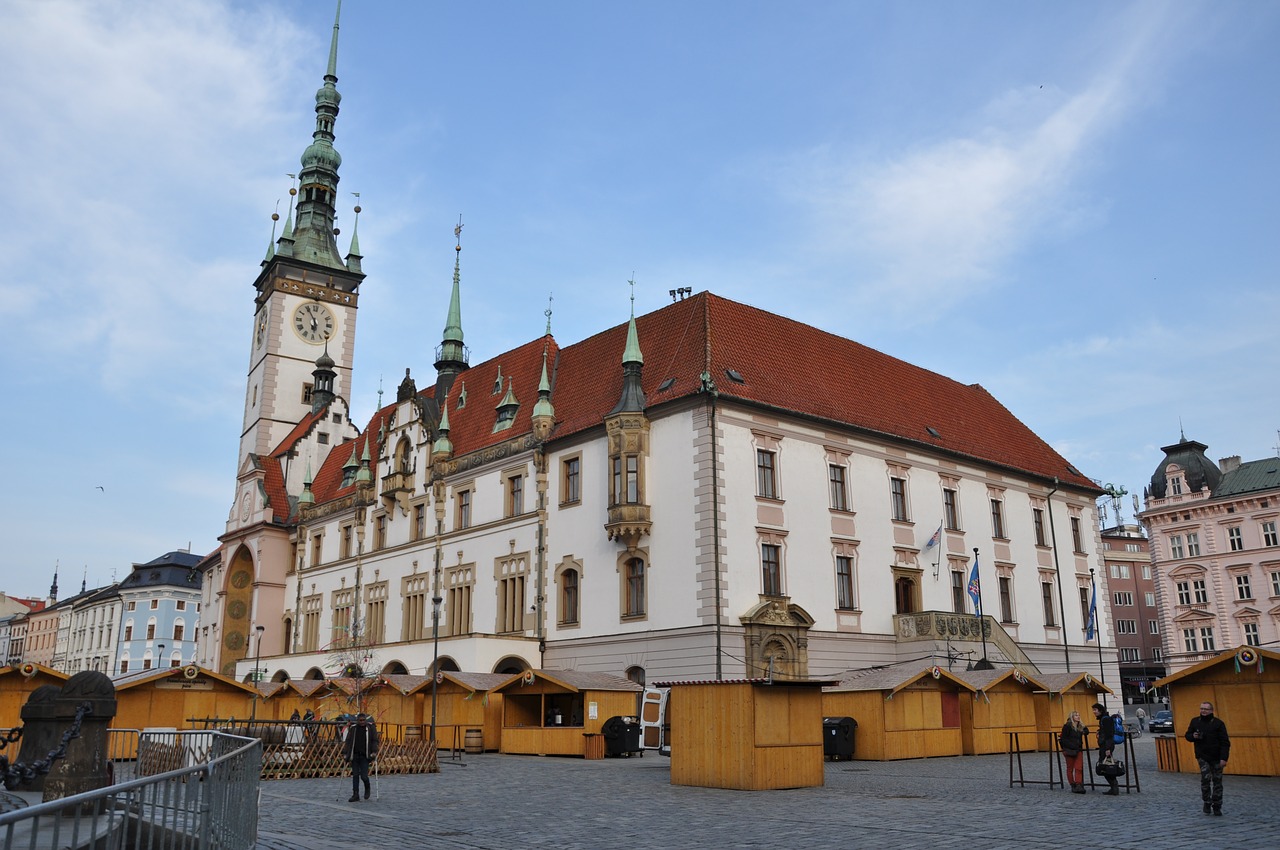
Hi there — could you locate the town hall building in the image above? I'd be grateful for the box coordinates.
[197,7,1115,689]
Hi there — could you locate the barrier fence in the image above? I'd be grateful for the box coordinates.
[0,731,261,850]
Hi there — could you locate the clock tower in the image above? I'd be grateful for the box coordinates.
[240,4,365,472]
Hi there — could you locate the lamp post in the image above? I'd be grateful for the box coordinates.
[429,593,442,742]
[250,625,265,723]
[157,643,165,671]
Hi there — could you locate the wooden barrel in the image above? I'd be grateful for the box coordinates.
[464,728,483,754]
[405,725,422,742]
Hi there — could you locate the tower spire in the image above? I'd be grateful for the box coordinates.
[290,1,348,270]
[434,216,470,399]
[611,277,646,414]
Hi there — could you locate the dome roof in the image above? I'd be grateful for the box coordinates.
[1148,437,1221,499]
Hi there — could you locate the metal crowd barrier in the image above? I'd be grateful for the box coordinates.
[0,731,261,850]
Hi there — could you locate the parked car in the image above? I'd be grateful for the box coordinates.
[1149,710,1174,733]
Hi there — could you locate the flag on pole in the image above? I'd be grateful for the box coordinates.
[967,555,982,614]
[1085,576,1098,641]
[923,524,942,550]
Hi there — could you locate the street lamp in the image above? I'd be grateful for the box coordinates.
[157,643,166,671]
[429,594,443,743]
[250,625,265,723]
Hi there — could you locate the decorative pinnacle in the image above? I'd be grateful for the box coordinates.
[327,1,342,81]
[544,293,553,336]
[454,214,464,251]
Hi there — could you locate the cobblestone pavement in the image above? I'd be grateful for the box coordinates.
[255,736,1280,850]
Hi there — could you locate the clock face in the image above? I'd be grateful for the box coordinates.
[255,309,268,348]
[292,302,335,344]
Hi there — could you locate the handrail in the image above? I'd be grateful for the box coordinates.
[0,731,262,850]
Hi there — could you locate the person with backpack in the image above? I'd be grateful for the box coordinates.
[1091,703,1120,795]
[1185,701,1230,815]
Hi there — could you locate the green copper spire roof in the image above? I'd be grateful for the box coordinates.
[433,391,453,455]
[533,345,555,419]
[291,2,348,270]
[299,463,314,505]
[623,279,643,365]
[355,438,372,483]
[439,220,465,357]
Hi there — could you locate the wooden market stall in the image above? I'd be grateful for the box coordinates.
[661,678,831,790]
[954,667,1049,754]
[1152,647,1280,776]
[822,665,975,761]
[1033,671,1114,735]
[112,666,257,732]
[0,663,69,728]
[410,671,508,753]
[496,670,641,758]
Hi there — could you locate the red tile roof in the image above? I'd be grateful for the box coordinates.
[299,290,1097,517]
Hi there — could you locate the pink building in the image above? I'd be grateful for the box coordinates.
[1140,437,1280,674]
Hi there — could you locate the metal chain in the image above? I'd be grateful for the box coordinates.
[0,728,21,751]
[0,701,94,791]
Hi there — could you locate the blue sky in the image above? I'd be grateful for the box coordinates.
[1,0,1276,598]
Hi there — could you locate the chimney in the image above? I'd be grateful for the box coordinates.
[1218,455,1241,473]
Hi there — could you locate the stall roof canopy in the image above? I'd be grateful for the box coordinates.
[1034,671,1114,695]
[1154,647,1280,688]
[954,667,1048,692]
[655,677,837,688]
[825,664,977,695]
[0,663,69,683]
[496,670,643,693]
[111,665,255,694]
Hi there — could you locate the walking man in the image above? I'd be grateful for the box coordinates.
[1090,703,1120,795]
[342,713,379,802]
[1135,706,1146,732]
[1185,701,1229,815]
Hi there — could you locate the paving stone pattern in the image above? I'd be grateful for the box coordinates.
[255,736,1280,850]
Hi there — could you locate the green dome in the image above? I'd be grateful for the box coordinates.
[301,141,342,171]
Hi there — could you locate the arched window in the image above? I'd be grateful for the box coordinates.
[625,666,645,687]
[172,618,185,642]
[894,576,917,614]
[396,438,412,474]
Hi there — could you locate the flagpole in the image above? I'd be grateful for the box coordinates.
[1090,567,1107,707]
[972,548,993,670]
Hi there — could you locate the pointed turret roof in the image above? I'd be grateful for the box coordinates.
[290,2,350,270]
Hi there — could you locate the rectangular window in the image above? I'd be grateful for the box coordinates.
[1070,517,1084,553]
[374,514,386,550]
[1244,622,1260,646]
[990,499,1006,539]
[890,477,909,522]
[1182,628,1198,653]
[127,601,136,611]
[150,599,158,609]
[172,624,184,642]
[625,456,639,503]
[1228,527,1243,552]
[828,465,848,511]
[456,489,472,529]
[1193,579,1208,604]
[1041,581,1056,626]
[944,489,961,531]
[498,572,527,633]
[146,623,155,640]
[1169,535,1184,559]
[507,474,525,517]
[835,556,855,609]
[340,524,353,559]
[1186,533,1201,556]
[1263,521,1278,548]
[1145,592,1156,607]
[562,457,581,505]
[414,504,427,541]
[998,576,1014,623]
[1116,619,1137,634]
[1113,592,1133,606]
[624,558,646,617]
[1032,508,1046,546]
[1080,587,1090,624]
[1235,573,1253,600]
[761,544,782,596]
[1200,627,1216,651]
[1272,571,1280,597]
[951,571,967,614]
[1149,619,1160,635]
[175,600,186,611]
[311,533,323,566]
[124,625,133,641]
[1176,581,1190,605]
[1142,565,1151,580]
[1151,647,1163,662]
[1120,648,1141,662]
[560,570,580,625]
[447,579,472,637]
[756,450,777,499]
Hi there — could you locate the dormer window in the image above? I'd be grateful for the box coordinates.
[493,378,519,433]
[492,366,504,394]
[1170,475,1183,495]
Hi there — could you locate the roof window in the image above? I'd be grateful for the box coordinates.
[725,369,745,383]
